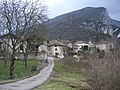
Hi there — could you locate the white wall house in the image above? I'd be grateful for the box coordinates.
[36,44,48,60]
[0,34,18,55]
[38,45,48,52]
[96,41,114,52]
[50,45,64,58]
[74,41,90,52]
[61,40,72,48]
[48,40,65,59]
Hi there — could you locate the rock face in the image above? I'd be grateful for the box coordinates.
[46,7,120,41]
[110,19,120,38]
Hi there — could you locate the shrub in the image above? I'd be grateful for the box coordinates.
[86,49,120,90]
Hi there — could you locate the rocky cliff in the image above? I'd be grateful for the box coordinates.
[46,7,120,41]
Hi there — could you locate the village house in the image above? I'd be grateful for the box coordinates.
[48,40,66,59]
[69,40,96,57]
[96,40,114,52]
[0,34,17,59]
[0,34,16,54]
[38,45,48,52]
[60,40,72,48]
[74,41,90,52]
[36,41,48,60]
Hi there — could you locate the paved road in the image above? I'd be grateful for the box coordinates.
[0,57,54,90]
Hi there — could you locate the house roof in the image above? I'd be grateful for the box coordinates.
[72,44,79,48]
[60,40,72,44]
[97,40,113,45]
[48,40,67,47]
[74,41,88,45]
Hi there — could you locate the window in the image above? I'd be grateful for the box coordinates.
[55,53,59,58]
[55,48,57,51]
[55,53,59,55]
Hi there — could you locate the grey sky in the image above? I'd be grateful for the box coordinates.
[45,0,120,21]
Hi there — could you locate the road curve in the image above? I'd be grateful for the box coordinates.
[0,57,54,90]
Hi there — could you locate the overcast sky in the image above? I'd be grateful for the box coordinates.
[45,0,120,21]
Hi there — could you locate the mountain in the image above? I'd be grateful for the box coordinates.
[45,7,120,42]
[110,19,120,38]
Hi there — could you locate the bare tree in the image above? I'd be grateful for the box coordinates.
[86,46,120,90]
[0,0,47,79]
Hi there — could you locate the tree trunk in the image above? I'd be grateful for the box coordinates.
[24,59,27,68]
[24,53,28,68]
[9,51,15,79]
[24,49,28,68]
[4,60,7,68]
[3,53,7,68]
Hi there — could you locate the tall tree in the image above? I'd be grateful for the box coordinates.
[0,0,47,79]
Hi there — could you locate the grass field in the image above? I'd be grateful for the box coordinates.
[0,59,39,81]
[34,59,88,90]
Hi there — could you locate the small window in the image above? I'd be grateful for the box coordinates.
[55,53,59,58]
[75,53,77,55]
[55,53,59,55]
[55,45,57,47]
[55,48,57,51]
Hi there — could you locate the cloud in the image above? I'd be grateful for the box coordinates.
[106,0,120,20]
[45,0,120,21]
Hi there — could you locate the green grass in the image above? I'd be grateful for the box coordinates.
[34,60,88,90]
[0,59,39,82]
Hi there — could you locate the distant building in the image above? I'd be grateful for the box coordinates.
[60,40,72,48]
[0,33,27,59]
[48,40,66,59]
[96,40,114,52]
[38,45,48,52]
[74,41,89,52]
[0,34,17,54]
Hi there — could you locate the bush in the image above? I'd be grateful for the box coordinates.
[62,56,83,73]
[31,65,37,71]
[86,49,120,90]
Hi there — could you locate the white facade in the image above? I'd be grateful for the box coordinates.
[38,45,48,52]
[49,45,64,59]
[96,43,114,52]
[67,43,72,48]
[96,44,107,51]
[74,41,90,52]
[0,39,14,53]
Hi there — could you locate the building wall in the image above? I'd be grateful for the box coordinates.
[0,39,27,57]
[49,45,64,58]
[96,44,109,52]
[97,44,104,50]
[38,45,48,52]
[74,43,89,51]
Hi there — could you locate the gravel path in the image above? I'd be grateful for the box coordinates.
[0,57,54,90]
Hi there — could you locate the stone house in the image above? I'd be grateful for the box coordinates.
[96,40,114,52]
[74,41,90,52]
[48,40,66,59]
